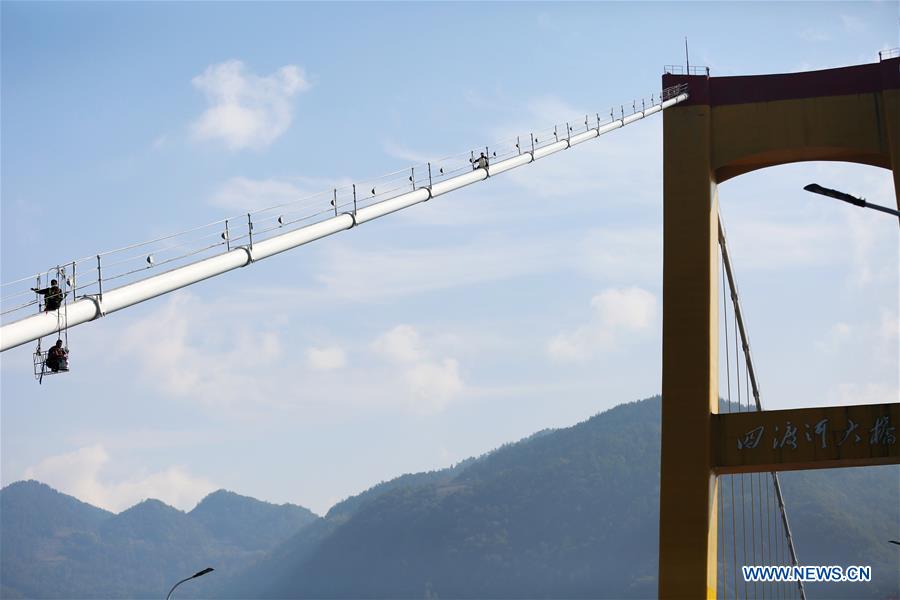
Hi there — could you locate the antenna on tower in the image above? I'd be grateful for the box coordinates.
[685,36,690,72]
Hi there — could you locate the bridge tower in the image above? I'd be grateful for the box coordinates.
[658,56,900,598]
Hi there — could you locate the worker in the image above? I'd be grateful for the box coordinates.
[32,279,64,312]
[46,340,68,372]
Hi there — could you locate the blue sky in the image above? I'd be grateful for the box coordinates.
[1,2,898,515]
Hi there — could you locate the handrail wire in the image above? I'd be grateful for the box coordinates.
[1,84,690,339]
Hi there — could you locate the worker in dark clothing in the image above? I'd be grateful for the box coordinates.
[46,339,68,372]
[475,152,489,170]
[32,279,64,312]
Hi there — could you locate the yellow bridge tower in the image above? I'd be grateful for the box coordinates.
[657,55,900,598]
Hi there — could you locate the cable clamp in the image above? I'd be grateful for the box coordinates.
[341,212,358,228]
[238,245,254,265]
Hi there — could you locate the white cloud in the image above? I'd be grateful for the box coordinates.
[840,14,866,34]
[190,60,310,150]
[832,383,899,407]
[209,175,354,215]
[238,223,661,308]
[113,294,464,418]
[371,325,464,413]
[212,177,308,213]
[815,322,853,353]
[591,287,657,329]
[382,140,435,164]
[880,309,898,343]
[548,287,657,362]
[405,359,463,413]
[24,445,216,512]
[372,324,423,363]
[798,28,831,43]
[720,161,896,284]
[306,345,346,370]
[151,134,168,150]
[315,236,562,301]
[723,217,844,270]
[493,94,663,205]
[119,293,285,411]
[577,227,661,284]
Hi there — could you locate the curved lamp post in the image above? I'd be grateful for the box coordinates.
[804,183,900,218]
[166,567,214,600]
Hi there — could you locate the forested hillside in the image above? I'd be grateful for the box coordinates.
[3,397,897,599]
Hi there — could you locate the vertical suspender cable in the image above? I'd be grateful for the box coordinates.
[719,213,806,600]
[720,474,727,598]
[723,256,739,600]
[768,455,774,598]
[745,351,758,600]
[751,369,765,599]
[734,313,748,600]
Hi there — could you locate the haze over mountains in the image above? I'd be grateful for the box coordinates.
[0,483,316,599]
[2,397,897,599]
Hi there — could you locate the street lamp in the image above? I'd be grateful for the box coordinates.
[166,567,214,600]
[803,183,900,218]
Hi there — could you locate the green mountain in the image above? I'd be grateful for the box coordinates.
[189,490,318,552]
[228,397,898,599]
[0,481,114,599]
[0,482,318,599]
[3,398,898,599]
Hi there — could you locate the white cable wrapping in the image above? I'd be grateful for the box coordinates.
[0,92,689,352]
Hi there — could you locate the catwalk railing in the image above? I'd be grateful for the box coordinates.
[0,84,688,352]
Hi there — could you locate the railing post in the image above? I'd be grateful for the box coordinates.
[224,219,231,251]
[410,167,416,191]
[554,125,558,142]
[352,184,358,215]
[96,255,103,300]
[427,163,432,188]
[247,213,254,249]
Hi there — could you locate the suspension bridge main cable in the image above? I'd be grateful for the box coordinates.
[0,84,689,352]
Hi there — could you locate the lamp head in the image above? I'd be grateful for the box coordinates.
[803,184,866,207]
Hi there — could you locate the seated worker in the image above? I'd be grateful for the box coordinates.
[31,279,64,312]
[475,152,489,170]
[46,340,69,372]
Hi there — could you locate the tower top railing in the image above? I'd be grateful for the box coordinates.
[663,65,710,76]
